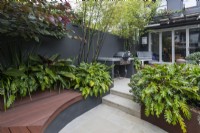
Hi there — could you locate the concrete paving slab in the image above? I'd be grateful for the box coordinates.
[59,104,167,133]
[102,94,141,118]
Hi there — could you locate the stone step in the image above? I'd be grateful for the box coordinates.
[102,94,141,118]
[110,87,133,100]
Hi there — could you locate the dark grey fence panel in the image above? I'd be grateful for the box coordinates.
[0,24,131,65]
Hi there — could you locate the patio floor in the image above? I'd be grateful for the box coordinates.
[59,78,167,133]
[59,104,167,133]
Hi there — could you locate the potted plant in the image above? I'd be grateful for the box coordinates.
[129,64,200,133]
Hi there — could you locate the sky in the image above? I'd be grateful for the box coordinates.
[160,0,197,8]
[47,0,198,10]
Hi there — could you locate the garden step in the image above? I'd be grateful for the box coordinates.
[110,87,133,100]
[102,94,141,118]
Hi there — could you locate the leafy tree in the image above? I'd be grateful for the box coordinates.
[0,0,75,42]
[73,0,158,63]
[74,0,119,63]
[108,0,159,50]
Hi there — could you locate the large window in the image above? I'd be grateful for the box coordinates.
[150,27,200,63]
[151,33,159,61]
[189,28,200,54]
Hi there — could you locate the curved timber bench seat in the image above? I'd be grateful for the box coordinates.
[0,90,82,133]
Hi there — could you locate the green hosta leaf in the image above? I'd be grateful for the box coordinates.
[94,88,98,97]
[145,106,150,117]
[57,76,68,88]
[30,66,41,72]
[3,68,25,77]
[45,68,56,80]
[100,83,106,93]
[90,91,93,97]
[74,84,80,89]
[29,55,42,63]
[49,54,60,62]
[59,71,75,79]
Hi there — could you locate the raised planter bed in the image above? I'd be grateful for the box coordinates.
[0,90,82,133]
[0,90,65,111]
[141,105,200,133]
[0,88,111,133]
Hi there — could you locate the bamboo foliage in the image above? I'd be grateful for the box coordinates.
[74,0,158,62]
[74,0,119,64]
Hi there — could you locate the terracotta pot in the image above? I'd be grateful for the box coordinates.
[141,105,200,133]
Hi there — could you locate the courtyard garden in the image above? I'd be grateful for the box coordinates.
[0,0,200,133]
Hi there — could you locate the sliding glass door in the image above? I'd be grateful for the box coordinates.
[151,33,159,61]
[150,27,200,63]
[162,31,172,62]
[175,30,186,61]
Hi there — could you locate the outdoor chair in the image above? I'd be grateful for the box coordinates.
[137,51,153,67]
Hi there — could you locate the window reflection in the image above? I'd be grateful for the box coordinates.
[162,31,172,62]
[151,33,159,61]
[175,30,186,60]
[189,28,200,54]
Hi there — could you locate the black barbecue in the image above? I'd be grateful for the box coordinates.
[113,51,131,65]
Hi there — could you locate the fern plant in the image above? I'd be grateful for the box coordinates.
[129,64,200,133]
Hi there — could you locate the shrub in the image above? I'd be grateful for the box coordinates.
[0,58,113,110]
[129,64,200,133]
[185,52,200,64]
[74,62,112,98]
[0,54,76,110]
[132,57,141,71]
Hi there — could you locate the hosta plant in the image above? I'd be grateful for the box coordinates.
[74,62,112,98]
[28,54,76,91]
[129,64,200,133]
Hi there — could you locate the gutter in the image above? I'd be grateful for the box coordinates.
[145,23,160,28]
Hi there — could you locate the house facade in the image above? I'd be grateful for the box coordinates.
[146,0,200,63]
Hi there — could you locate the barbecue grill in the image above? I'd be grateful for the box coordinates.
[113,51,131,65]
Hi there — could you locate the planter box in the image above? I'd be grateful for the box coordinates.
[0,87,111,111]
[141,105,200,133]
